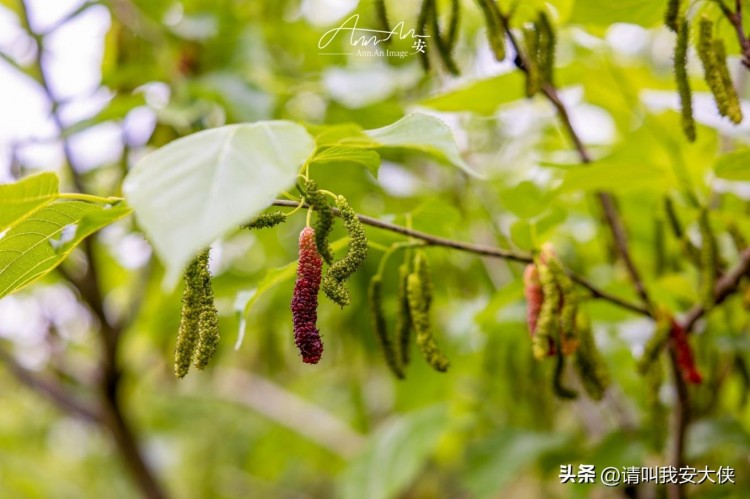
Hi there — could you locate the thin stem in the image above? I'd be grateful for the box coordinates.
[0,347,101,423]
[667,346,689,499]
[271,199,650,316]
[717,0,750,68]
[683,247,750,332]
[58,193,125,204]
[501,14,652,310]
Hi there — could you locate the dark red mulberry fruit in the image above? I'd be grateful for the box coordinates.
[670,319,702,384]
[291,227,324,364]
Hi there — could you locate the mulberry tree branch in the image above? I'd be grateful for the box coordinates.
[716,0,750,69]
[0,347,101,423]
[500,15,653,311]
[270,199,650,316]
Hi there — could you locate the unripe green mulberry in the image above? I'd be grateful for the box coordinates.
[175,249,219,377]
[368,275,405,379]
[475,0,506,61]
[699,209,717,309]
[523,25,541,97]
[674,19,696,142]
[174,254,203,378]
[305,179,335,265]
[243,211,286,230]
[396,263,413,366]
[697,17,742,123]
[543,250,578,356]
[637,310,671,375]
[553,351,578,399]
[572,312,610,400]
[406,272,449,372]
[523,264,543,335]
[322,196,368,307]
[193,250,220,370]
[536,12,556,86]
[712,40,743,124]
[534,262,558,360]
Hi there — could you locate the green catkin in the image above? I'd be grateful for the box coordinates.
[396,263,413,366]
[573,312,610,400]
[699,208,718,309]
[447,0,460,49]
[697,17,734,120]
[174,253,205,378]
[533,262,558,360]
[553,349,578,399]
[242,211,286,230]
[645,358,667,449]
[376,0,390,35]
[407,273,449,372]
[304,180,335,265]
[637,311,671,375]
[368,275,405,379]
[665,0,680,32]
[544,254,578,356]
[475,0,506,61]
[536,12,556,86]
[675,19,696,142]
[322,195,368,307]
[523,25,541,97]
[430,0,460,75]
[417,0,433,71]
[193,250,220,370]
[712,40,743,123]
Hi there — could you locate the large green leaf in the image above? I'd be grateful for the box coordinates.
[365,114,483,178]
[0,202,131,299]
[122,122,316,287]
[338,406,447,499]
[420,72,525,115]
[570,0,666,28]
[714,149,750,181]
[0,172,59,231]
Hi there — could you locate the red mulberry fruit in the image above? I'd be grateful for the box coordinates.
[291,227,324,364]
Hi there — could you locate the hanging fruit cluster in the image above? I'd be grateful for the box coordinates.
[668,1,744,141]
[524,244,609,400]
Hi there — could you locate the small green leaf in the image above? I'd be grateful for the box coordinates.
[0,172,60,231]
[123,122,316,287]
[715,149,750,180]
[310,146,381,175]
[420,72,525,115]
[557,144,672,194]
[0,202,131,299]
[365,113,483,178]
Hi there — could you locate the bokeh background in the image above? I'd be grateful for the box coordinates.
[1,0,750,498]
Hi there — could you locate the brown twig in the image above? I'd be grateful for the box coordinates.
[270,199,650,316]
[0,347,101,423]
[16,2,168,498]
[500,14,653,311]
[716,0,750,68]
[683,247,750,332]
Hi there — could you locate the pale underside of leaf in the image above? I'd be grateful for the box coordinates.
[122,121,316,288]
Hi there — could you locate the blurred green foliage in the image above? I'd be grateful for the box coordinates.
[2,0,750,498]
